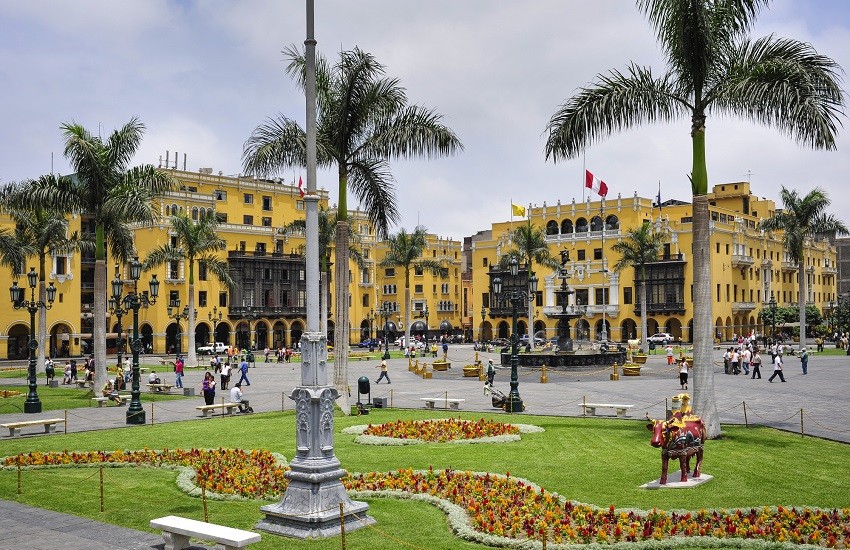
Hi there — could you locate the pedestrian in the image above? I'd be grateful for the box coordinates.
[486,359,495,385]
[44,358,55,386]
[237,357,250,386]
[751,350,763,379]
[123,357,132,383]
[730,348,740,375]
[442,340,449,357]
[741,346,751,376]
[678,357,691,390]
[173,355,184,388]
[768,353,786,382]
[70,360,77,382]
[230,383,253,413]
[799,347,808,375]
[375,360,391,384]
[220,361,231,390]
[201,371,216,405]
[264,347,270,362]
[665,345,674,365]
[62,362,72,384]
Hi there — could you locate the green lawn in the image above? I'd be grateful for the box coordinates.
[0,384,185,413]
[0,409,848,549]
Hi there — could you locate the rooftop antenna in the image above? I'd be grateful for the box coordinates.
[745,169,754,183]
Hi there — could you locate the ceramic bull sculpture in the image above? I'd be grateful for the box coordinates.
[646,410,706,485]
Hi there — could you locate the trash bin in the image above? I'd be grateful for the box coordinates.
[357,376,371,395]
[373,396,388,409]
[648,342,656,353]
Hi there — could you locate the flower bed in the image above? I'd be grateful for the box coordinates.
[342,418,544,445]
[2,448,287,500]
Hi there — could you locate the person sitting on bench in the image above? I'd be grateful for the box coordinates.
[148,370,163,390]
[101,379,124,405]
[230,383,252,413]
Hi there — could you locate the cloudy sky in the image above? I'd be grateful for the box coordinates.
[1,0,848,240]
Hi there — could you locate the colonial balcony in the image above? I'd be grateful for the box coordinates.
[823,266,838,275]
[781,261,798,273]
[731,254,755,268]
[634,302,686,315]
[584,304,621,317]
[760,259,772,268]
[732,301,757,313]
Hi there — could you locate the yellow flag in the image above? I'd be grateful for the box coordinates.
[511,203,526,217]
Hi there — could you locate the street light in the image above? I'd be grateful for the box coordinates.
[208,306,223,346]
[108,265,126,376]
[10,268,56,413]
[111,256,159,424]
[828,300,836,340]
[422,304,429,345]
[769,293,777,346]
[379,303,392,360]
[366,309,376,351]
[480,306,486,345]
[167,298,193,355]
[237,306,259,350]
[491,257,538,413]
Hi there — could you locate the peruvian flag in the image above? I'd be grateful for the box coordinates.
[585,170,608,197]
[298,176,305,198]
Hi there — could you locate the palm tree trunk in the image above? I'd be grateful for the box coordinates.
[37,257,47,372]
[639,276,648,353]
[188,283,197,367]
[320,270,328,334]
[334,221,350,413]
[404,285,411,351]
[93,259,107,395]
[692,195,720,438]
[798,262,806,351]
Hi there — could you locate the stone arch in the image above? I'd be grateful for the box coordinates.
[191,206,199,220]
[255,320,269,349]
[533,320,547,340]
[235,321,250,350]
[359,318,371,341]
[140,323,154,353]
[561,219,573,234]
[195,322,211,348]
[497,320,510,339]
[594,318,610,340]
[646,318,660,335]
[546,220,559,235]
[574,319,590,341]
[7,323,29,360]
[215,321,231,345]
[725,316,733,340]
[290,321,304,346]
[482,321,493,341]
[714,317,724,342]
[620,318,637,342]
[49,322,75,358]
[605,214,620,230]
[575,217,588,233]
[165,322,182,355]
[516,320,527,338]
[590,215,604,231]
[665,318,683,341]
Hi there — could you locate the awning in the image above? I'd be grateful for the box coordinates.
[439,320,453,331]
[410,321,426,332]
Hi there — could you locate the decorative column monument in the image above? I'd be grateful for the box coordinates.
[256,0,373,538]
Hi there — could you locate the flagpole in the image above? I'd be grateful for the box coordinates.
[582,151,586,202]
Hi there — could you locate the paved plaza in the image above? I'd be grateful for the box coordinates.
[0,344,847,548]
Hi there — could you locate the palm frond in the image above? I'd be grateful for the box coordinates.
[348,158,399,240]
[242,115,309,176]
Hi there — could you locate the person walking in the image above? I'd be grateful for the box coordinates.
[751,350,763,379]
[220,361,231,390]
[375,359,391,384]
[741,347,751,376]
[678,357,691,390]
[201,371,216,405]
[665,344,674,365]
[800,347,809,375]
[768,353,786,382]
[173,355,184,389]
[486,359,496,385]
[237,357,250,386]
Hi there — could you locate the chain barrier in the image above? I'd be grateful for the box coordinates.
[807,416,850,434]
[743,404,801,424]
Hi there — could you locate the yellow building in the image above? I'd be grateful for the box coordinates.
[1,168,464,359]
[469,182,838,344]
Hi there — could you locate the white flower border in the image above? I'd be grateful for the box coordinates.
[0,450,289,502]
[341,421,544,446]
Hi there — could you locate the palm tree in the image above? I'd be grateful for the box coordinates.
[16,119,175,394]
[243,46,462,401]
[543,0,844,438]
[379,226,447,351]
[611,222,668,354]
[0,227,31,275]
[143,211,233,367]
[499,219,560,349]
[1,175,91,370]
[280,208,365,336]
[760,187,847,348]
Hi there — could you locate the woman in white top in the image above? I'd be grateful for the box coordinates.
[679,358,691,389]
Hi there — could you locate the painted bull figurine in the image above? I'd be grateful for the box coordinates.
[646,411,706,485]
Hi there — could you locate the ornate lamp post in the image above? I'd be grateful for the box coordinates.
[111,257,159,424]
[828,301,836,339]
[422,304,429,345]
[10,268,56,413]
[491,257,538,413]
[366,309,376,351]
[108,265,126,375]
[379,303,392,360]
[167,298,192,356]
[480,306,486,344]
[208,306,223,345]
[769,293,777,346]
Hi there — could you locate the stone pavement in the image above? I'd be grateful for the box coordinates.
[0,345,847,548]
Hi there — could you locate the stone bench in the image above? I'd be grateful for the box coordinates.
[74,380,93,389]
[196,402,242,417]
[91,395,126,407]
[581,403,634,418]
[420,397,465,410]
[147,384,174,393]
[150,515,260,550]
[2,418,66,437]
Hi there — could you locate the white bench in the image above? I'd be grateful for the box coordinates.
[581,403,634,418]
[2,418,66,437]
[74,380,93,389]
[150,515,260,550]
[420,397,465,410]
[91,395,126,407]
[148,383,174,393]
[196,402,242,417]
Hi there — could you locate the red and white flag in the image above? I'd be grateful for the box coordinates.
[297,176,305,198]
[585,170,608,197]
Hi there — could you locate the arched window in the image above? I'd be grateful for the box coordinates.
[561,219,573,234]
[590,216,603,231]
[575,218,588,233]
[191,207,199,220]
[546,220,559,235]
[170,204,179,216]
[605,214,620,230]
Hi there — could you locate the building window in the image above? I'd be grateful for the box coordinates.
[414,284,423,293]
[256,243,266,253]
[169,290,180,306]
[169,261,179,280]
[595,287,609,304]
[296,200,305,210]
[261,217,272,227]
[414,265,423,276]
[577,250,586,261]
[198,291,207,307]
[482,257,488,267]
[362,294,369,307]
[385,268,395,277]
[243,215,253,225]
[623,287,633,305]
[219,292,227,307]
[244,193,254,204]
[575,288,589,305]
[593,248,602,260]
[214,190,227,201]
[262,196,272,211]
[199,263,208,281]
[215,212,228,223]
[55,256,67,276]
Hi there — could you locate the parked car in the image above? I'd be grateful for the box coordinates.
[520,335,546,346]
[358,338,379,348]
[647,333,674,345]
[197,342,228,355]
[489,338,510,347]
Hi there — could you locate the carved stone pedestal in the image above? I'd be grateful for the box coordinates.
[256,332,374,539]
